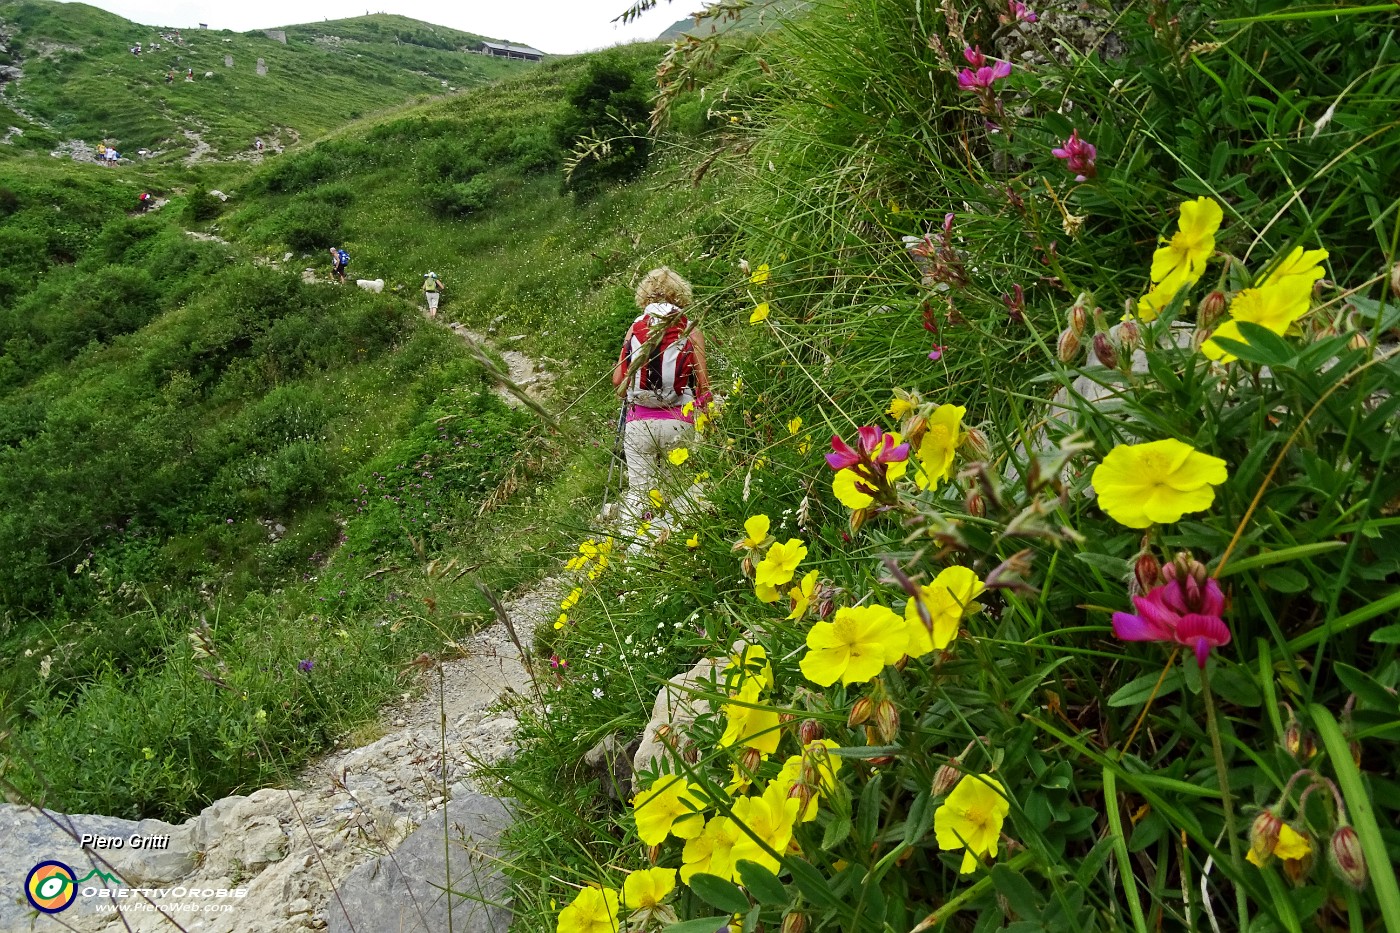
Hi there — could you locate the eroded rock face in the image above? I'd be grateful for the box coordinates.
[631,656,728,791]
[328,794,513,933]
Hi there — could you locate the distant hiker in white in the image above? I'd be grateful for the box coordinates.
[611,267,711,527]
[422,272,445,318]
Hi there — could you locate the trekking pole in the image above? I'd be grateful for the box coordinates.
[600,401,628,520]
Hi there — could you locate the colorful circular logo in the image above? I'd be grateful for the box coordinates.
[25,861,77,913]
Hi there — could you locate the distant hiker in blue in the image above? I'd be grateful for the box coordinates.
[329,247,349,284]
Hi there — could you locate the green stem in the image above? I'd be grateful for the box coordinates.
[1201,663,1248,928]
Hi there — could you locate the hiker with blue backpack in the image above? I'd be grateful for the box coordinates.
[329,247,350,284]
[611,267,711,528]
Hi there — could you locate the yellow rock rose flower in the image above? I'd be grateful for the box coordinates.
[903,565,985,656]
[556,885,620,933]
[1091,438,1229,529]
[632,775,708,846]
[914,404,966,489]
[799,604,908,686]
[728,783,801,874]
[621,867,677,910]
[933,774,1011,874]
[719,679,782,755]
[681,815,742,883]
[755,538,807,588]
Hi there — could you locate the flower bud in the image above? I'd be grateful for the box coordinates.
[849,507,868,536]
[1249,809,1283,861]
[799,719,825,746]
[848,696,874,727]
[873,699,900,744]
[962,426,992,461]
[1198,290,1228,328]
[1390,262,1400,296]
[1349,332,1369,352]
[932,760,961,796]
[1134,551,1162,593]
[779,711,797,727]
[868,754,895,768]
[740,745,764,774]
[1328,825,1368,890]
[1056,327,1082,363]
[781,912,808,933]
[965,491,986,517]
[1118,318,1142,352]
[741,555,754,578]
[1069,301,1088,337]
[684,741,701,764]
[654,723,676,749]
[1092,332,1119,369]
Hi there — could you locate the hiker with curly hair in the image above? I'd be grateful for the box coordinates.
[612,266,711,528]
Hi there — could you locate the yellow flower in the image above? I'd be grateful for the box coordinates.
[633,775,708,846]
[681,815,741,883]
[694,412,710,433]
[755,581,782,603]
[787,416,803,435]
[668,447,690,466]
[799,604,908,686]
[1148,196,1223,296]
[649,489,665,508]
[561,587,582,611]
[1092,438,1229,529]
[934,774,1010,874]
[556,885,620,933]
[755,538,807,588]
[1247,822,1311,867]
[903,565,985,656]
[740,514,771,549]
[797,435,811,455]
[1202,264,1323,362]
[1261,245,1327,295]
[555,613,568,630]
[621,867,676,910]
[726,643,774,692]
[694,471,710,483]
[682,400,695,417]
[776,739,843,822]
[887,390,919,421]
[786,569,818,621]
[686,533,699,549]
[719,680,781,755]
[729,783,801,874]
[889,199,901,214]
[749,302,771,325]
[914,404,966,489]
[750,264,770,285]
[1136,280,1180,322]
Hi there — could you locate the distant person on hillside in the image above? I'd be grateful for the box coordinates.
[166,69,175,84]
[106,147,119,164]
[612,267,711,527]
[330,247,350,284]
[254,138,264,152]
[421,272,445,318]
[185,68,194,81]
[137,192,152,212]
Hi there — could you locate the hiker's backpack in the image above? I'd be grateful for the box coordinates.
[621,308,695,408]
[336,249,350,267]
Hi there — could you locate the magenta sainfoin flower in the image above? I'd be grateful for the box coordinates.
[1008,0,1037,23]
[1112,557,1231,667]
[827,425,909,471]
[1052,129,1097,181]
[957,58,1012,91]
[963,46,987,68]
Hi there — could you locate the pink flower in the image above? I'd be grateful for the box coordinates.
[957,60,1012,91]
[928,344,946,361]
[826,426,909,471]
[1051,129,1097,181]
[963,45,987,68]
[1112,565,1230,668]
[1008,0,1037,22]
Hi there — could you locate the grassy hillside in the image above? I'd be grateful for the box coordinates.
[0,1,529,160]
[0,34,749,819]
[657,0,805,41]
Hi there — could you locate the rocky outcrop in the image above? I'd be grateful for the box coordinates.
[631,656,727,790]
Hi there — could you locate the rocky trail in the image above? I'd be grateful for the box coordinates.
[0,324,563,933]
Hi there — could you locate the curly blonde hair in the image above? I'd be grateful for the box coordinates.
[634,266,693,309]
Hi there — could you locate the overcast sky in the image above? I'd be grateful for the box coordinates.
[67,0,683,54]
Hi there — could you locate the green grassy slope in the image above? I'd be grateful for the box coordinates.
[0,1,530,160]
[656,0,805,41]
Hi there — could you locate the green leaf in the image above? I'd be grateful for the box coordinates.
[784,857,838,908]
[1108,669,1183,707]
[900,790,933,846]
[854,771,883,845]
[1213,321,1297,368]
[1261,566,1309,594]
[664,918,731,933]
[991,864,1043,920]
[820,813,851,851]
[1210,665,1262,707]
[1369,624,1400,644]
[1213,541,1345,577]
[1334,663,1400,713]
[686,873,750,914]
[734,860,787,906]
